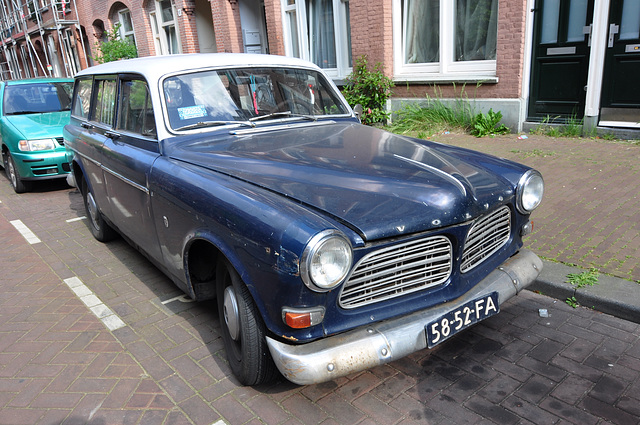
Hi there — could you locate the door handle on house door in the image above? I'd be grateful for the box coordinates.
[608,24,619,48]
[583,24,592,46]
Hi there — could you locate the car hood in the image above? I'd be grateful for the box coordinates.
[4,112,70,139]
[163,122,524,241]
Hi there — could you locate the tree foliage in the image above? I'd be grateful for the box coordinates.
[94,23,137,64]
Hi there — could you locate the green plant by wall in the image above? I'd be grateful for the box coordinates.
[94,23,138,64]
[471,108,510,137]
[342,55,394,126]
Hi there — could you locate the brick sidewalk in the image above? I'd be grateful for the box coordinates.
[437,134,640,283]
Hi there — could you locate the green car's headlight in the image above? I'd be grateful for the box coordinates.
[18,139,57,152]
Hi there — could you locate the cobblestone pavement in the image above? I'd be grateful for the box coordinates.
[1,134,639,425]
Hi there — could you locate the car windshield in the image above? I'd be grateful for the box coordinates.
[2,82,73,115]
[162,67,349,131]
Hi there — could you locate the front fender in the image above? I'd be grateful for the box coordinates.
[150,158,356,341]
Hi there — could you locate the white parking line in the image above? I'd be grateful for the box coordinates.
[161,294,195,305]
[10,219,41,244]
[66,216,86,223]
[63,276,126,331]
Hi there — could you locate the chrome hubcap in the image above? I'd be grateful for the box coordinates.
[86,192,99,228]
[223,286,240,341]
[8,158,16,187]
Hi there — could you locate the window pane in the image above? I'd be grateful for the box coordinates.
[620,0,640,40]
[541,0,560,44]
[455,0,497,61]
[567,0,588,42]
[118,80,156,138]
[166,25,178,54]
[120,10,133,33]
[93,79,116,126]
[287,10,300,58]
[160,0,174,23]
[404,0,439,64]
[307,0,337,69]
[72,78,92,118]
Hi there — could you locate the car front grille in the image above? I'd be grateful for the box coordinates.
[339,236,452,309]
[460,206,511,273]
[55,137,64,146]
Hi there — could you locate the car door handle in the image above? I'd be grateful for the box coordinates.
[105,131,120,139]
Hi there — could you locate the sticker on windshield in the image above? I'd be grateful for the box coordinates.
[178,105,207,120]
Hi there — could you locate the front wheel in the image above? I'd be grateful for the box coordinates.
[217,258,277,386]
[82,178,116,242]
[5,152,30,193]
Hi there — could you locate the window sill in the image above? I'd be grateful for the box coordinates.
[393,75,499,85]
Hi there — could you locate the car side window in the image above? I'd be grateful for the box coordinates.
[117,78,157,139]
[91,78,117,126]
[71,78,92,119]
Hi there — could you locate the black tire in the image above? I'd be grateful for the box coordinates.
[217,258,278,386]
[5,152,30,193]
[82,178,116,242]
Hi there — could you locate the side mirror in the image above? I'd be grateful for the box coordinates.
[353,104,363,122]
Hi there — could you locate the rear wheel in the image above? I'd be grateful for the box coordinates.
[82,178,116,242]
[5,152,29,193]
[217,258,277,386]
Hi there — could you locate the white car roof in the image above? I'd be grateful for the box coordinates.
[75,53,323,81]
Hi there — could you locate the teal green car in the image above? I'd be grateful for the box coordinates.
[0,78,73,193]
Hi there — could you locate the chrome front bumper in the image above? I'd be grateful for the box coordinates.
[266,249,542,385]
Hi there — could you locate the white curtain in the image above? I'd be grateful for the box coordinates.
[455,0,497,61]
[404,0,439,64]
[308,0,337,69]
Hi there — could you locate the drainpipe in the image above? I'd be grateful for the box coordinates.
[583,0,611,134]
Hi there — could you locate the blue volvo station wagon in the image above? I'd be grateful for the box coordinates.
[64,53,544,386]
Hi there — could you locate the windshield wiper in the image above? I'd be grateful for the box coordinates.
[249,111,317,123]
[174,120,255,131]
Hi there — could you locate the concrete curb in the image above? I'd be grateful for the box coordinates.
[529,260,640,324]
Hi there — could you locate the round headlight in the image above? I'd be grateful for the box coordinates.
[301,230,353,291]
[517,170,544,214]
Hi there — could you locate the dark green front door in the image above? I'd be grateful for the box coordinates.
[528,0,594,121]
[600,0,640,125]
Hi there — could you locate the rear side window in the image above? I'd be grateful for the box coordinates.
[92,78,117,126]
[71,78,92,118]
[117,79,156,139]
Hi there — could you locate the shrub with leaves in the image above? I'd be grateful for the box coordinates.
[471,108,510,137]
[94,23,138,64]
[342,55,394,126]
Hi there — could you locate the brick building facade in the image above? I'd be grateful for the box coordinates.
[2,0,638,133]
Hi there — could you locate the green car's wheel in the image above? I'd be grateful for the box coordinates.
[5,152,29,193]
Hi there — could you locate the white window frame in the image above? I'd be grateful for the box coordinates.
[117,9,136,46]
[281,0,352,79]
[151,0,181,55]
[392,0,498,82]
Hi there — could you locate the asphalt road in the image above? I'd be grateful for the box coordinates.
[0,175,639,425]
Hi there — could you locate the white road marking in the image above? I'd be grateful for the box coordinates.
[161,294,195,305]
[63,277,126,331]
[10,219,41,244]
[66,216,86,223]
